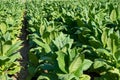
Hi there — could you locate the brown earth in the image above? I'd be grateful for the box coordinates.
[17,11,29,80]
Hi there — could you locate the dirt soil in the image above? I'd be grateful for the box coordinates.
[17,11,29,80]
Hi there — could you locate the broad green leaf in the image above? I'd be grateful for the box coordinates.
[73,63,83,77]
[68,48,78,62]
[6,17,14,25]
[107,33,119,54]
[69,54,84,73]
[82,59,93,71]
[37,75,50,80]
[74,54,86,77]
[56,51,67,73]
[3,41,12,54]
[0,23,7,34]
[29,27,36,32]
[0,73,11,80]
[108,68,120,76]
[53,32,73,50]
[7,62,21,75]
[79,74,91,80]
[5,41,22,56]
[46,26,53,32]
[93,59,106,69]
[95,69,120,80]
[107,37,112,50]
[108,28,114,36]
[57,74,78,80]
[116,60,120,68]
[89,40,102,48]
[110,33,119,54]
[110,9,117,21]
[4,32,11,41]
[0,56,9,61]
[33,39,51,53]
[101,28,108,47]
[39,25,45,36]
[96,48,111,57]
[49,31,58,42]
[76,18,84,27]
[42,32,51,44]
[9,52,22,62]
[114,48,120,61]
[29,52,39,65]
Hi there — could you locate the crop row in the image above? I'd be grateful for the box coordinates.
[0,0,24,79]
[0,0,120,80]
[26,0,120,80]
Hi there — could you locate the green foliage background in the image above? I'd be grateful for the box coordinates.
[0,0,120,80]
[26,0,120,80]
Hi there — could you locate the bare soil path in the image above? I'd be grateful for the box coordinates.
[17,11,29,80]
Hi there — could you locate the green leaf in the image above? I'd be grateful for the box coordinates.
[0,23,7,34]
[3,41,12,54]
[0,56,9,61]
[108,68,120,76]
[46,26,54,32]
[95,68,120,80]
[89,40,102,48]
[69,54,84,73]
[4,32,11,41]
[42,32,51,44]
[68,48,78,62]
[107,33,119,54]
[8,62,21,75]
[9,52,22,62]
[56,51,67,73]
[110,9,117,21]
[96,48,111,57]
[33,39,51,53]
[53,32,73,50]
[37,75,50,80]
[6,17,14,25]
[79,74,91,80]
[0,56,9,66]
[93,59,106,69]
[110,33,119,54]
[5,41,22,56]
[39,25,45,36]
[29,27,36,32]
[101,28,108,47]
[29,52,39,65]
[82,59,93,71]
[76,18,84,27]
[0,73,11,80]
[114,48,120,61]
[57,74,78,80]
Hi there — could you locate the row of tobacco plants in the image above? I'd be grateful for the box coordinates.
[0,0,25,80]
[0,0,120,80]
[26,0,120,80]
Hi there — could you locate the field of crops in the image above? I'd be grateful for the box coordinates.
[0,0,120,80]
